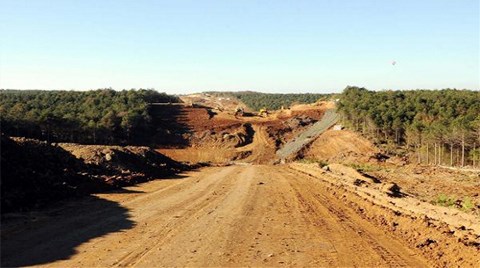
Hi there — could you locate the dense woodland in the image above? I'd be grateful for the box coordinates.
[206,91,331,110]
[338,86,480,167]
[0,89,180,144]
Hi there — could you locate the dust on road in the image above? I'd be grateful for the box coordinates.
[1,165,427,267]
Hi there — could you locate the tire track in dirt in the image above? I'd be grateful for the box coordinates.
[283,167,427,267]
[79,166,244,267]
[110,167,244,267]
[235,125,277,164]
[220,165,342,266]
[131,165,257,267]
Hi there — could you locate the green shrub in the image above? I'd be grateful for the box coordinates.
[461,197,474,212]
[298,158,328,167]
[435,193,456,207]
[347,163,381,172]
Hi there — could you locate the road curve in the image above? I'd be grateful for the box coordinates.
[1,165,427,267]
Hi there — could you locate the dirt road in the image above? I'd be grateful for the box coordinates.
[1,165,427,267]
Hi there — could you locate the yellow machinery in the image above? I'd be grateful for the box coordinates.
[259,108,268,117]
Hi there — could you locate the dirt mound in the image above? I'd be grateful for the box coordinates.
[159,123,258,164]
[366,164,480,216]
[1,135,110,213]
[188,123,254,148]
[326,163,380,184]
[288,102,330,118]
[1,135,187,213]
[59,143,186,184]
[301,129,378,162]
[290,163,480,266]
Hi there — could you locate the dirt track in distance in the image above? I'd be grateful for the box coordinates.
[1,165,428,267]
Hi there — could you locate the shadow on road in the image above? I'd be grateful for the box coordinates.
[0,117,197,266]
[1,193,135,267]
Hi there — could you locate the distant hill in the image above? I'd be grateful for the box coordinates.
[204,91,333,111]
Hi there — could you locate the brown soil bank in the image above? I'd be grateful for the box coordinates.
[363,163,480,217]
[300,129,378,162]
[300,128,480,217]
[289,163,480,267]
[1,135,187,213]
[157,102,329,164]
[59,143,186,184]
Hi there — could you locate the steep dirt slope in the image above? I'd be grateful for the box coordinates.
[300,129,378,162]
[299,126,480,216]
[157,102,330,164]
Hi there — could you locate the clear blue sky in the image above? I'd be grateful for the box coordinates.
[0,0,478,93]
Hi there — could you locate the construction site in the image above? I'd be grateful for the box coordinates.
[1,93,479,267]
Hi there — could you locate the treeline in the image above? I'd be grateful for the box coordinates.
[0,89,180,144]
[338,86,480,167]
[206,91,331,110]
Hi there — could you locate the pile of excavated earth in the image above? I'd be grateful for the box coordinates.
[1,135,187,213]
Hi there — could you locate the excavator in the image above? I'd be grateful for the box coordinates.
[234,107,244,117]
[259,108,268,117]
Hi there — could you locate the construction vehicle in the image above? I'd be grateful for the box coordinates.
[259,108,268,117]
[234,107,244,117]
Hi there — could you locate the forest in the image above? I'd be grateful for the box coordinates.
[0,89,180,144]
[206,91,331,110]
[337,86,480,167]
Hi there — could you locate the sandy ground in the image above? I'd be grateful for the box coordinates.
[1,165,430,267]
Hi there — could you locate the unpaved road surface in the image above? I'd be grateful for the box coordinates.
[1,165,427,267]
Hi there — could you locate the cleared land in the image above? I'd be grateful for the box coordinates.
[1,95,479,267]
